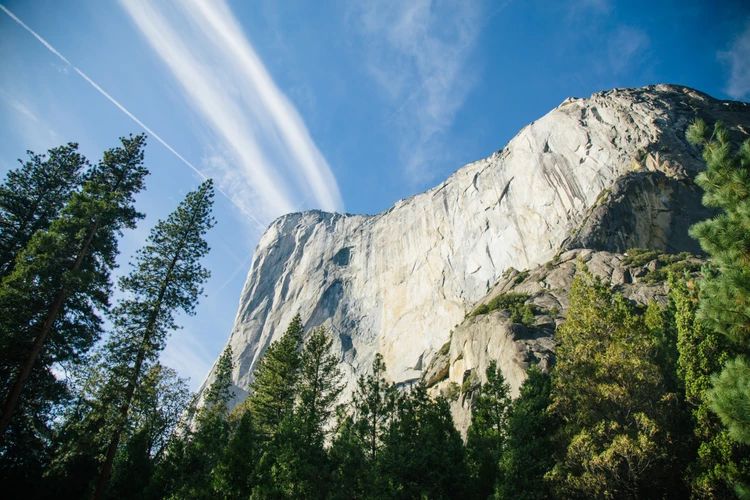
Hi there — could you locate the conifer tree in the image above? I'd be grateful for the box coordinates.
[160,346,233,500]
[297,327,344,446]
[687,120,750,474]
[497,367,557,500]
[222,316,304,497]
[353,353,396,463]
[92,180,215,498]
[669,274,750,496]
[212,410,258,499]
[0,135,148,448]
[465,360,511,499]
[378,384,468,499]
[329,353,396,498]
[264,327,343,498]
[239,314,304,438]
[108,364,191,500]
[0,143,87,278]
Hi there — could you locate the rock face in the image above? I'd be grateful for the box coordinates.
[200,85,750,409]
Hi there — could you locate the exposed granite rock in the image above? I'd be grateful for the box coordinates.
[199,85,750,411]
[425,248,703,436]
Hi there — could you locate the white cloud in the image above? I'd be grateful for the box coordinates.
[721,20,750,100]
[119,0,344,222]
[353,0,486,184]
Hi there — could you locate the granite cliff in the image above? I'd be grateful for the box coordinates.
[199,84,750,412]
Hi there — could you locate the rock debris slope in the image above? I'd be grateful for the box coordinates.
[200,85,750,407]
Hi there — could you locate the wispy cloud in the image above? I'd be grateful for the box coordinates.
[0,4,267,227]
[352,0,487,185]
[720,19,750,100]
[119,0,343,221]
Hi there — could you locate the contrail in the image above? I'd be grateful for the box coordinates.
[0,3,267,232]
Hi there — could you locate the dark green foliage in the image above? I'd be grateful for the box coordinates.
[158,347,232,500]
[687,119,750,496]
[687,120,750,345]
[709,357,750,445]
[378,385,468,499]
[470,292,537,326]
[670,274,750,497]
[258,327,344,499]
[328,415,369,499]
[465,360,511,499]
[212,411,258,499]
[330,354,466,499]
[297,327,344,447]
[0,135,149,489]
[108,365,191,500]
[46,361,190,500]
[239,314,304,439]
[0,142,87,278]
[497,367,557,500]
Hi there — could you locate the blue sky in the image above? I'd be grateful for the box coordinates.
[1,0,749,389]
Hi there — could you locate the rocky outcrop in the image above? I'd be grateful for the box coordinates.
[199,85,750,410]
[423,248,703,435]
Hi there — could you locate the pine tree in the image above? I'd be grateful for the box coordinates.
[161,346,233,500]
[297,327,344,447]
[46,361,190,500]
[687,121,750,486]
[223,315,304,497]
[497,367,557,500]
[351,353,396,463]
[212,410,259,499]
[0,135,148,469]
[108,364,191,500]
[92,180,215,498]
[0,142,87,278]
[328,414,369,499]
[238,314,304,439]
[378,384,468,499]
[267,327,343,498]
[465,360,511,499]
[329,353,396,498]
[669,273,750,496]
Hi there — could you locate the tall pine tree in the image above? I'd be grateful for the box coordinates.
[0,135,148,462]
[0,142,87,278]
[237,314,304,439]
[92,179,215,498]
[687,120,750,462]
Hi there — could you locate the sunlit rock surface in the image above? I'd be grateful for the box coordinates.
[199,85,750,410]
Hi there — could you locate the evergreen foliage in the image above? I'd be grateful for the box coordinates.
[91,179,215,497]
[497,367,557,500]
[239,314,304,439]
[687,119,750,497]
[465,360,511,499]
[0,135,149,488]
[0,143,87,278]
